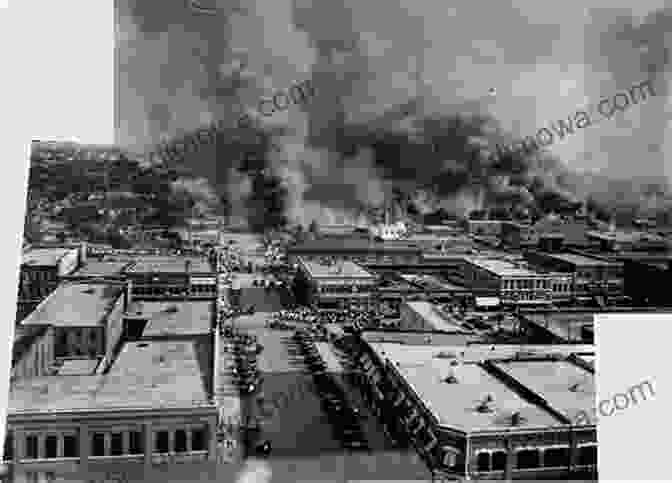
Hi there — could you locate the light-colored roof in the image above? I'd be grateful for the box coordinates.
[21,283,122,327]
[369,343,595,432]
[127,256,213,274]
[72,261,131,276]
[369,342,594,366]
[404,301,471,333]
[22,248,74,267]
[493,360,596,425]
[397,361,560,432]
[301,259,376,279]
[540,252,621,267]
[525,313,594,342]
[464,257,543,277]
[8,340,211,414]
[57,359,99,376]
[127,301,213,337]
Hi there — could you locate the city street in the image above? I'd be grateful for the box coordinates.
[225,284,431,482]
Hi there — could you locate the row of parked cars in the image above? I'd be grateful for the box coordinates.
[227,333,262,395]
[293,331,369,451]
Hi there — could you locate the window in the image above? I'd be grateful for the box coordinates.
[544,447,570,467]
[129,431,143,455]
[476,451,491,472]
[191,428,206,452]
[442,450,456,467]
[25,435,38,459]
[110,433,123,456]
[579,445,597,466]
[63,435,78,458]
[516,449,539,469]
[491,451,506,471]
[175,429,187,453]
[155,431,169,453]
[4,433,13,461]
[92,433,105,456]
[45,435,58,458]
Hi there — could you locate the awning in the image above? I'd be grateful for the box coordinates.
[475,296,500,308]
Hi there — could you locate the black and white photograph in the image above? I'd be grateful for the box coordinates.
[4,0,672,481]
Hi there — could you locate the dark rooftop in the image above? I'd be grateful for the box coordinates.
[288,238,421,254]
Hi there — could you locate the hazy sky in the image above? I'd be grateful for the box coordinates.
[117,0,672,180]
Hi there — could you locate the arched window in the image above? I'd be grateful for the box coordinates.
[476,451,491,472]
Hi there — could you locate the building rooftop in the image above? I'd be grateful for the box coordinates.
[524,312,594,343]
[126,256,213,274]
[288,238,421,254]
[404,301,472,333]
[369,342,594,366]
[362,331,481,346]
[398,361,560,432]
[464,257,542,277]
[369,343,595,432]
[12,326,49,365]
[127,300,213,337]
[22,248,74,267]
[8,340,211,414]
[400,274,466,291]
[493,360,596,425]
[537,252,622,267]
[300,258,377,279]
[20,283,123,327]
[71,261,132,277]
[56,359,99,376]
[532,219,594,247]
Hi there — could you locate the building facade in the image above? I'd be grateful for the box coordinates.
[17,247,82,321]
[293,257,378,310]
[460,258,553,305]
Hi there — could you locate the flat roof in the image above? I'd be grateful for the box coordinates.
[539,252,621,267]
[8,340,211,413]
[493,360,596,425]
[397,361,560,432]
[404,301,471,333]
[126,256,213,274]
[362,331,481,346]
[464,257,542,277]
[127,301,213,337]
[21,283,122,327]
[301,259,376,279]
[524,312,594,342]
[288,238,421,254]
[400,274,466,291]
[12,326,49,365]
[57,359,99,376]
[72,261,131,277]
[22,248,74,267]
[368,342,594,366]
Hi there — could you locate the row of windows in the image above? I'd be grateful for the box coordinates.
[475,445,596,472]
[502,279,550,290]
[317,285,371,293]
[551,283,572,293]
[502,291,551,301]
[132,286,215,297]
[5,428,208,460]
[55,328,102,358]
